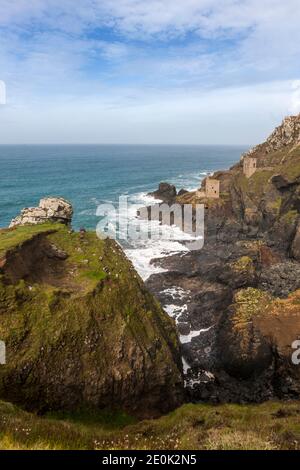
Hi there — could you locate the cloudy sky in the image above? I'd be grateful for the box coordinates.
[0,0,299,144]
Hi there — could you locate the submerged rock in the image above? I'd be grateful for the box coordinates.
[9,197,73,228]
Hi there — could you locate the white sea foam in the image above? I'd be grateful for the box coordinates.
[163,303,187,320]
[162,286,191,301]
[182,357,191,374]
[129,192,162,205]
[185,370,215,388]
[120,190,202,280]
[169,170,209,192]
[180,326,213,344]
[95,185,212,385]
[97,189,202,280]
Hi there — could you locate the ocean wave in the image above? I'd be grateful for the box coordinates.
[129,191,162,205]
[125,238,188,281]
[95,175,206,281]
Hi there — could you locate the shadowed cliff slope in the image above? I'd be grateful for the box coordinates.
[0,223,183,417]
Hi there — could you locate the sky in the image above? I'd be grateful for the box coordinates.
[0,0,300,145]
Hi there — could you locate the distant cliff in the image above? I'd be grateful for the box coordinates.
[147,114,300,403]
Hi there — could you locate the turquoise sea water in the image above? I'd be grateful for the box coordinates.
[0,144,247,231]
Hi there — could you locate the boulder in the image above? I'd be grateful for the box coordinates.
[9,197,73,228]
[218,288,274,379]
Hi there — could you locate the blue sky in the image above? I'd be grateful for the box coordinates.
[0,0,299,144]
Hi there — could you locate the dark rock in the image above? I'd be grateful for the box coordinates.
[259,262,300,297]
[177,322,190,336]
[145,114,300,404]
[291,222,300,261]
[148,182,177,203]
[178,189,188,196]
[271,174,292,189]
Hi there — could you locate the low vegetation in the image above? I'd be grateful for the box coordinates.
[0,400,299,450]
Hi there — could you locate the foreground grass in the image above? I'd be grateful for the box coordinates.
[0,400,300,450]
[0,223,62,258]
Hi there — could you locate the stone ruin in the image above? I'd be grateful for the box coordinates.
[196,178,220,199]
[9,197,73,228]
[243,156,257,178]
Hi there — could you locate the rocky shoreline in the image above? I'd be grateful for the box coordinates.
[144,114,300,403]
[1,113,300,415]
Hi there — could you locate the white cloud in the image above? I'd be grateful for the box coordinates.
[0,1,299,143]
[0,80,294,144]
[289,81,300,115]
[1,0,300,41]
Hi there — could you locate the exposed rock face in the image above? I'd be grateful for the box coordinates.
[9,197,73,228]
[266,115,300,151]
[0,224,183,417]
[291,222,300,261]
[148,182,177,203]
[145,113,300,403]
[241,114,300,164]
[177,188,188,197]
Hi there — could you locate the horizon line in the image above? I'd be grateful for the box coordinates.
[0,142,251,147]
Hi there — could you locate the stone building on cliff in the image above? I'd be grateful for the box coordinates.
[243,156,257,178]
[196,178,220,199]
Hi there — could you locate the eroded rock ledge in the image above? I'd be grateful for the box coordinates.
[9,197,73,228]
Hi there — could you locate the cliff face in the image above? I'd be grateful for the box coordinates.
[222,115,300,248]
[147,114,300,403]
[241,114,300,160]
[0,223,183,417]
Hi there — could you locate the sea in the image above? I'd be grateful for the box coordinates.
[0,144,247,279]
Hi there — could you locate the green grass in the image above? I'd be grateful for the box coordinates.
[0,222,62,257]
[0,400,300,450]
[232,288,273,323]
[0,223,182,416]
[230,256,254,274]
[236,170,274,198]
[47,408,137,429]
[82,270,107,281]
[281,210,299,225]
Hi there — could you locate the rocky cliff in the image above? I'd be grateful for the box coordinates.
[146,114,300,403]
[9,197,73,228]
[0,217,183,417]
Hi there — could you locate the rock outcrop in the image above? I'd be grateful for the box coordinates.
[148,182,177,203]
[0,222,183,417]
[9,197,73,228]
[145,113,300,403]
[241,114,300,162]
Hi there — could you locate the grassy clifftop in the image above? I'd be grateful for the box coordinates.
[0,223,183,417]
[0,399,299,450]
